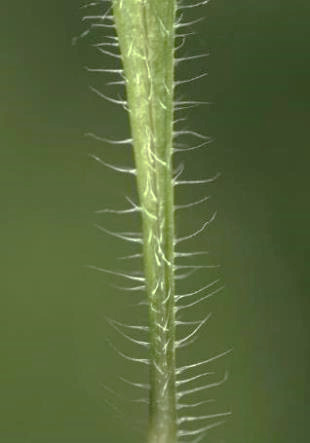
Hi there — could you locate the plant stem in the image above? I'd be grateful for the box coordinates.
[112,1,177,442]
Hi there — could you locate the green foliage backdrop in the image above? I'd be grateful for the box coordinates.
[1,0,309,442]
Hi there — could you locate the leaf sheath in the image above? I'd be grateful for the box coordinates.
[112,1,177,442]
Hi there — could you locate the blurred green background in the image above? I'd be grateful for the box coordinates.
[1,1,309,442]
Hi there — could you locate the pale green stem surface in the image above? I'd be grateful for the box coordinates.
[112,1,177,442]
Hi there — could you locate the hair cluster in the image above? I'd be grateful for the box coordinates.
[77,1,231,442]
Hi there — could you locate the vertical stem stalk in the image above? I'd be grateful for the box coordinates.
[112,1,177,442]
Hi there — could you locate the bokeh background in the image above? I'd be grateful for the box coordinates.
[1,1,309,442]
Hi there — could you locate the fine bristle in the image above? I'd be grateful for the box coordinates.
[77,0,231,441]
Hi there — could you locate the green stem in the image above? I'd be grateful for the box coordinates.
[112,1,177,442]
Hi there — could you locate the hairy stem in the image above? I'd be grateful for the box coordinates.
[112,1,177,442]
